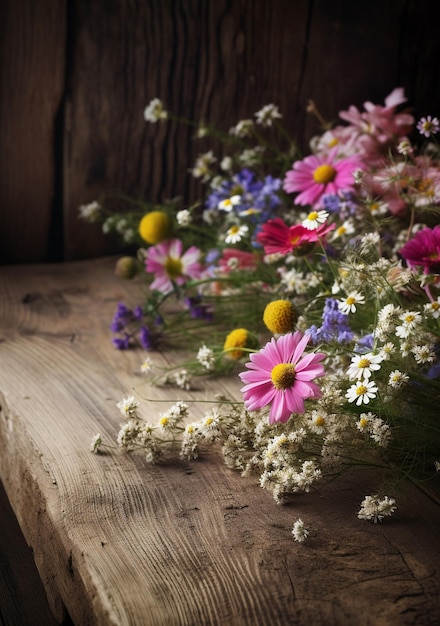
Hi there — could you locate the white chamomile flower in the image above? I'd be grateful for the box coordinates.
[378,342,396,360]
[218,195,242,212]
[79,200,101,222]
[347,352,383,381]
[229,119,254,137]
[90,434,102,453]
[225,224,249,244]
[395,311,422,338]
[338,291,365,314]
[292,518,309,542]
[308,409,328,434]
[302,210,329,231]
[220,156,233,171]
[144,98,168,123]
[255,104,282,127]
[359,232,381,253]
[388,369,409,388]
[140,357,154,374]
[358,495,397,523]
[197,345,215,371]
[116,395,139,417]
[332,219,355,240]
[367,201,388,217]
[176,209,191,226]
[424,299,440,318]
[412,345,435,364]
[191,151,217,181]
[346,380,378,406]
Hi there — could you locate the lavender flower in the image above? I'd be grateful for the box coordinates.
[307,298,354,344]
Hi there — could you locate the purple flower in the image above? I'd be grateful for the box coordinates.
[306,298,354,344]
[139,326,155,350]
[112,333,131,350]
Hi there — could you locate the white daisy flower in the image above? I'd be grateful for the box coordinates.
[116,395,139,417]
[347,352,383,380]
[218,194,242,212]
[338,291,366,314]
[388,370,409,388]
[140,357,154,374]
[424,299,440,319]
[346,380,378,406]
[302,210,329,231]
[225,224,249,244]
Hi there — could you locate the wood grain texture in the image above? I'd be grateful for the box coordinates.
[0,0,66,264]
[63,0,440,261]
[0,257,439,625]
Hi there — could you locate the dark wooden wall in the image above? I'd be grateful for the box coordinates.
[1,0,440,264]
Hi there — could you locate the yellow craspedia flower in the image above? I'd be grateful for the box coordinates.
[223,328,258,360]
[263,300,297,335]
[139,211,173,245]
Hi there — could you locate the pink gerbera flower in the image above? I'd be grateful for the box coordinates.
[399,226,440,273]
[145,238,203,293]
[283,148,362,208]
[256,217,335,255]
[239,332,326,424]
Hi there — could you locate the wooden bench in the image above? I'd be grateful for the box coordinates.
[1,257,439,625]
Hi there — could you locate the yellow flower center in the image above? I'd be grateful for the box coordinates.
[404,314,415,323]
[356,384,368,396]
[346,296,356,305]
[159,416,169,426]
[165,256,183,278]
[229,225,240,234]
[358,358,371,369]
[139,211,173,245]
[271,363,296,390]
[313,164,337,184]
[328,137,339,148]
[315,415,326,427]
[307,211,319,221]
[263,300,297,335]
[359,417,369,428]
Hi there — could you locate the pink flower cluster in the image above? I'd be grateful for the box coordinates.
[283,88,421,214]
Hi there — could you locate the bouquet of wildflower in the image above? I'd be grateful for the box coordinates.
[86,89,440,527]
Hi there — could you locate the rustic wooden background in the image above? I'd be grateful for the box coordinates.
[1,0,440,264]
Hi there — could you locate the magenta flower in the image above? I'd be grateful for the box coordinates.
[145,238,203,293]
[283,148,362,208]
[239,332,326,424]
[399,226,440,273]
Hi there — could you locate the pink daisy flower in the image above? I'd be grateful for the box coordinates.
[399,226,440,273]
[145,238,203,293]
[239,332,326,424]
[256,217,335,255]
[283,148,363,208]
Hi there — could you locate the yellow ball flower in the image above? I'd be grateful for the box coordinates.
[114,256,139,279]
[139,211,173,245]
[223,328,258,360]
[263,300,297,335]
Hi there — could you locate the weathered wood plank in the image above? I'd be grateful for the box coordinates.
[0,257,439,625]
[0,0,66,264]
[0,481,61,625]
